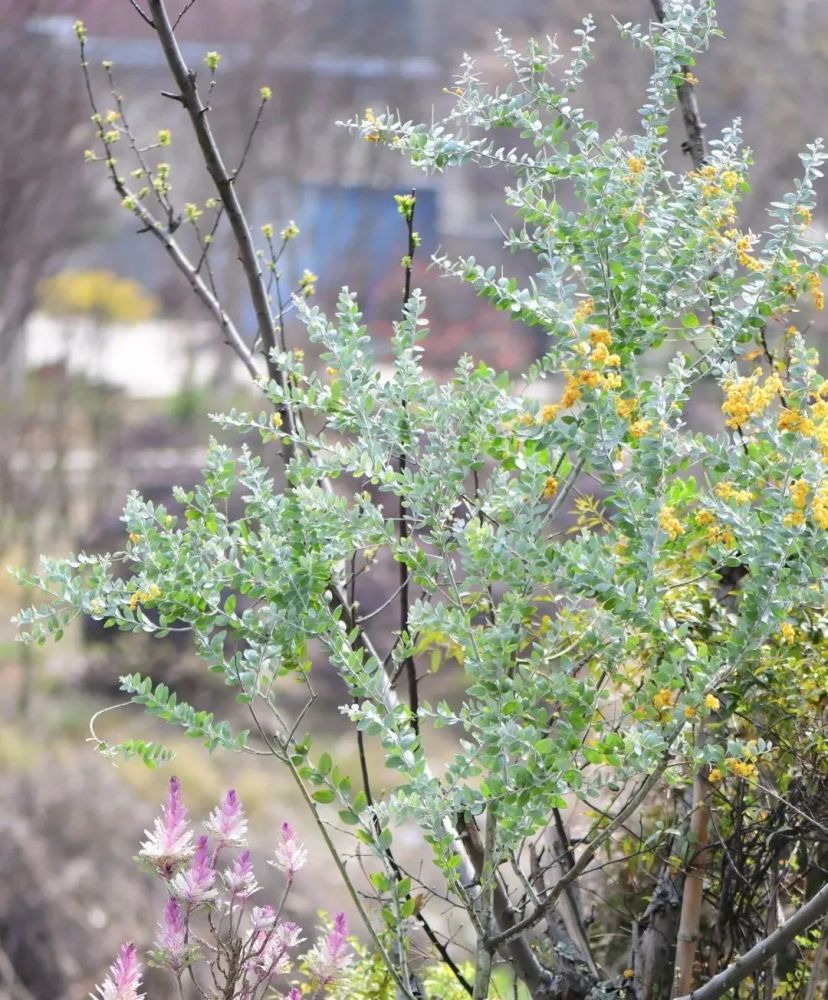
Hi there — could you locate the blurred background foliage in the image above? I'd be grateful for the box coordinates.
[0,1,826,997]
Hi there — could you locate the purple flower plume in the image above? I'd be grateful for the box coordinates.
[205,788,248,847]
[269,821,308,877]
[223,849,259,899]
[171,834,217,906]
[155,898,187,972]
[139,776,193,878]
[91,942,144,1000]
[307,912,351,985]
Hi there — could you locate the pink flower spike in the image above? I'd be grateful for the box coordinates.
[223,849,259,899]
[91,942,144,1000]
[155,898,187,972]
[307,912,351,985]
[206,788,248,847]
[171,834,217,906]
[269,821,308,877]
[287,989,301,1000]
[249,904,276,934]
[139,776,194,878]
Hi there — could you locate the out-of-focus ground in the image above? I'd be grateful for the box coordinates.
[0,1,826,996]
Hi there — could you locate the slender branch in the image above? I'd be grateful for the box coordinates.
[397,189,418,738]
[146,0,296,440]
[128,0,154,28]
[473,804,496,1000]
[675,879,828,1000]
[672,756,712,996]
[77,36,259,378]
[649,0,707,169]
[487,748,676,950]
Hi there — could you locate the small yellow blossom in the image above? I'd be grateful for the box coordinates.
[204,51,222,71]
[602,372,623,390]
[157,128,171,146]
[622,969,635,980]
[280,220,299,241]
[363,107,381,142]
[560,376,582,409]
[728,759,758,780]
[684,71,699,86]
[577,369,602,389]
[721,170,740,191]
[813,482,828,529]
[684,705,697,719]
[695,509,716,527]
[715,481,754,504]
[260,85,272,102]
[270,412,283,429]
[658,505,685,540]
[797,206,812,225]
[299,269,318,297]
[543,475,559,500]
[653,688,674,711]
[573,299,594,324]
[627,155,646,178]
[779,621,796,644]
[128,532,140,544]
[589,327,612,348]
[629,418,652,439]
[541,403,561,423]
[708,768,723,783]
[591,342,610,365]
[721,368,782,429]
[807,272,824,311]
[704,693,721,711]
[616,397,638,420]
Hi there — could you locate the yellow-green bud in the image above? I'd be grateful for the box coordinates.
[204,51,222,71]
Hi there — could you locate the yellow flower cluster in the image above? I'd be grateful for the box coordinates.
[785,478,811,527]
[814,482,828,529]
[721,170,740,191]
[779,621,796,644]
[715,481,754,504]
[129,583,161,612]
[704,692,721,711]
[573,298,594,324]
[694,509,734,547]
[363,107,381,142]
[629,418,652,439]
[807,272,825,311]
[658,505,685,540]
[729,232,765,272]
[727,758,758,781]
[778,407,813,434]
[721,368,783,429]
[626,155,645,180]
[652,688,674,710]
[542,475,559,500]
[616,397,638,420]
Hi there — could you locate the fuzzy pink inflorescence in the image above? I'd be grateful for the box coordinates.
[92,942,144,1000]
[139,776,194,877]
[269,821,308,877]
[205,788,248,847]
